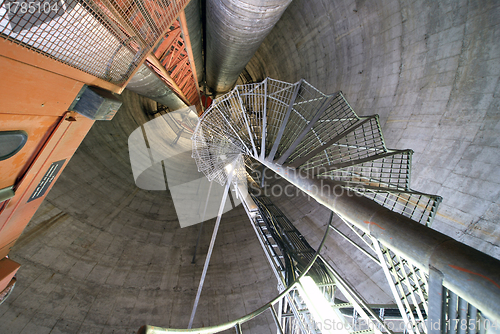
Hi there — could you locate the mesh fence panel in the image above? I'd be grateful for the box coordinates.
[286,92,360,165]
[276,81,329,157]
[264,78,299,156]
[237,81,266,156]
[0,0,188,85]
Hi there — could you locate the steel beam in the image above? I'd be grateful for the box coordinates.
[179,11,202,97]
[146,54,191,105]
[329,225,379,265]
[263,162,500,323]
[188,171,234,328]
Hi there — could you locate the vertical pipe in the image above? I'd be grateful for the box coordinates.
[468,306,477,334]
[260,79,267,159]
[442,288,449,334]
[262,163,500,323]
[457,298,468,334]
[427,268,444,334]
[205,0,292,93]
[127,64,187,111]
[277,298,283,334]
[270,304,284,334]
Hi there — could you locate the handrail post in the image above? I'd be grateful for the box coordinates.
[270,304,284,334]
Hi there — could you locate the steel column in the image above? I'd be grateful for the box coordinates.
[329,224,380,265]
[188,171,234,328]
[205,0,293,93]
[260,79,268,160]
[147,55,191,105]
[264,163,500,323]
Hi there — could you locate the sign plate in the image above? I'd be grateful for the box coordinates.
[27,159,66,203]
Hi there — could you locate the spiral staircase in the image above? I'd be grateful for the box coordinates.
[189,77,439,333]
[141,78,498,334]
[192,78,441,226]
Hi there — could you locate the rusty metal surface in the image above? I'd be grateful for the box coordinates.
[0,257,20,297]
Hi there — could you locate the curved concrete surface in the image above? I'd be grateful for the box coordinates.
[244,0,500,258]
[0,90,277,333]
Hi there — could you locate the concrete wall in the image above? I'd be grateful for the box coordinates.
[0,91,277,333]
[243,0,500,259]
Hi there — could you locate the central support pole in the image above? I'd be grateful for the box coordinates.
[188,169,234,328]
[263,162,500,323]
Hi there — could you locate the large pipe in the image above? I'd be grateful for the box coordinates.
[205,0,292,93]
[126,64,187,111]
[264,163,500,323]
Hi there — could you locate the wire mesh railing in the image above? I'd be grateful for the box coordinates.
[0,0,188,85]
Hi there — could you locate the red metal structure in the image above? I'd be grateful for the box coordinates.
[0,0,195,299]
[151,20,202,112]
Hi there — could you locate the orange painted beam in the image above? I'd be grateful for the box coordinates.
[179,10,202,105]
[171,57,190,78]
[147,54,190,105]
[154,27,182,59]
[150,18,202,112]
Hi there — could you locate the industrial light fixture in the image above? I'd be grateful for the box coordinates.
[298,276,349,334]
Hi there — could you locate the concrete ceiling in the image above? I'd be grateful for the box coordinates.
[0,0,499,333]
